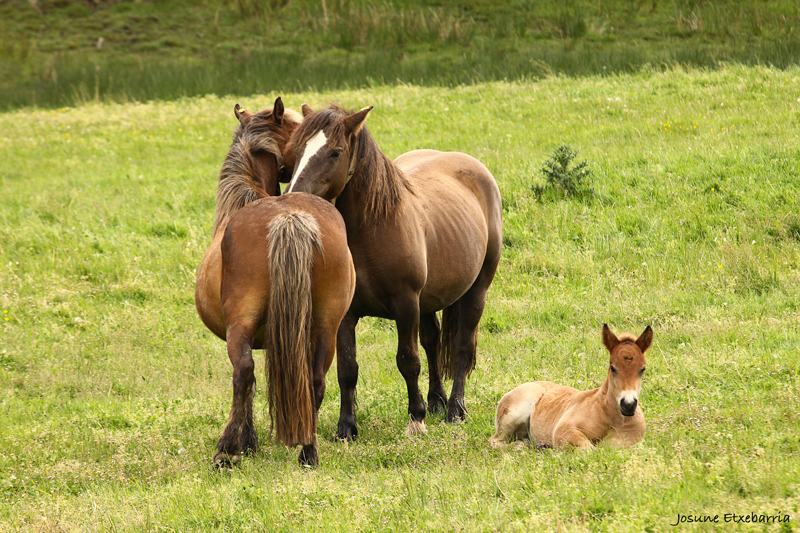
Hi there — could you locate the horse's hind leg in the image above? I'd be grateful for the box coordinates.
[299,328,336,467]
[214,322,259,468]
[336,313,360,441]
[420,312,447,415]
[445,275,496,423]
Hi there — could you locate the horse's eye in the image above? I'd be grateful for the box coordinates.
[610,365,617,374]
[331,149,342,159]
[640,367,646,375]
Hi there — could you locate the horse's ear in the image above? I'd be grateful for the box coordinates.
[602,324,620,353]
[635,326,653,354]
[301,104,314,117]
[272,97,285,125]
[234,103,253,126]
[343,106,373,138]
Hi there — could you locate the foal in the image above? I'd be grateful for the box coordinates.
[489,324,652,450]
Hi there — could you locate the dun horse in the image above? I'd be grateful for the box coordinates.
[489,324,652,450]
[284,104,502,438]
[195,99,356,467]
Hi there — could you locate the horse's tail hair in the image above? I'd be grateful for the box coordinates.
[265,211,323,447]
[437,302,476,380]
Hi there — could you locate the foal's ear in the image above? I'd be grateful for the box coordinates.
[602,324,620,353]
[343,106,373,138]
[635,326,653,354]
[271,97,285,125]
[234,103,253,126]
[301,104,315,117]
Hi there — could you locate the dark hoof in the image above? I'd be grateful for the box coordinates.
[445,398,466,423]
[427,392,447,415]
[336,418,358,441]
[299,445,319,468]
[213,452,242,470]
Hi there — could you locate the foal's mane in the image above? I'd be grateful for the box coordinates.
[212,108,301,234]
[296,105,412,222]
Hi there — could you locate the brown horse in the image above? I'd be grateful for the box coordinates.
[216,193,355,467]
[489,324,652,450]
[195,97,301,343]
[284,104,502,438]
[195,99,356,466]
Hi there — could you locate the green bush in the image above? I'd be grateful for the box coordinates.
[534,143,594,199]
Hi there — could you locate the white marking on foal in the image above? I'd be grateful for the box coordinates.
[619,390,639,406]
[286,129,327,193]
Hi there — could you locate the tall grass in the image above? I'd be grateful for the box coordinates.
[2,0,800,110]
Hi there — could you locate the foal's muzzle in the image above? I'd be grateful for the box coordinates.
[619,398,638,417]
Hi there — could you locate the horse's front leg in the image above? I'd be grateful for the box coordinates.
[214,323,259,468]
[394,296,427,435]
[554,426,595,451]
[336,313,360,441]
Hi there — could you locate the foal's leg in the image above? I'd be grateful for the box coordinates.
[394,295,427,435]
[214,322,259,467]
[554,427,595,451]
[420,312,447,415]
[336,313,360,441]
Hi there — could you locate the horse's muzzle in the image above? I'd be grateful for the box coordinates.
[619,398,638,417]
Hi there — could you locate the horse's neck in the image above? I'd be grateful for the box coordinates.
[338,142,410,226]
[592,377,623,422]
[212,152,279,235]
[250,152,280,197]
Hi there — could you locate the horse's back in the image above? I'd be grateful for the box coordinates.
[394,149,501,213]
[392,150,502,312]
[527,382,582,446]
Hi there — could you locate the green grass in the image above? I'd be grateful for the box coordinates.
[2,65,800,531]
[2,0,800,110]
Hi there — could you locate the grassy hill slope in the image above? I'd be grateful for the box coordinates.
[2,0,800,110]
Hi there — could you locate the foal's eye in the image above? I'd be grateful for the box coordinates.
[640,367,646,375]
[610,365,617,374]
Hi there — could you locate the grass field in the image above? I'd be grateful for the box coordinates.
[2,65,800,531]
[2,0,800,110]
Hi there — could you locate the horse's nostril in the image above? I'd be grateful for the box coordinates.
[620,398,638,415]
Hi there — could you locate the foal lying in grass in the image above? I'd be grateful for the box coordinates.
[489,324,652,450]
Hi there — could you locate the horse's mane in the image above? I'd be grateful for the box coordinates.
[212,108,301,234]
[617,333,637,343]
[295,105,411,222]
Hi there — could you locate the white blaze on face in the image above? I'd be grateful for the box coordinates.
[286,129,327,193]
[619,390,639,406]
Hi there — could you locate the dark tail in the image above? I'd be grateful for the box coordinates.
[265,212,323,446]
[437,302,476,380]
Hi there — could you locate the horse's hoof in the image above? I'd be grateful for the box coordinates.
[427,393,447,415]
[213,452,242,469]
[336,421,358,441]
[445,400,466,423]
[406,419,427,437]
[299,447,319,468]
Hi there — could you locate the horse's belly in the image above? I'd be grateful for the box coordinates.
[418,201,489,312]
[195,236,226,341]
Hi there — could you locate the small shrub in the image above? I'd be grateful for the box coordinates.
[534,143,594,199]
